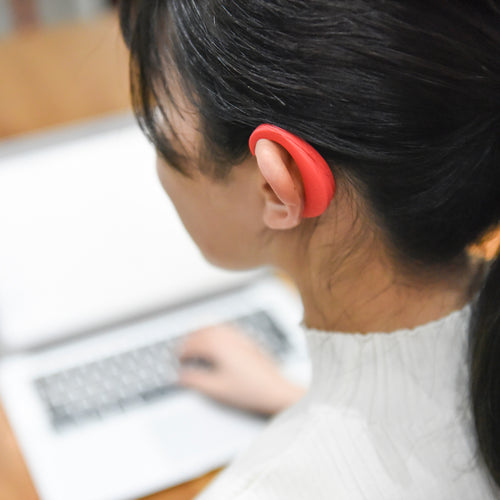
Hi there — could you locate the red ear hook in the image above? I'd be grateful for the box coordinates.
[248,124,335,218]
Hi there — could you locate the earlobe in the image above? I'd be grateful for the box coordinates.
[254,139,304,230]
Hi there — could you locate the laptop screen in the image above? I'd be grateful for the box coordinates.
[0,115,258,352]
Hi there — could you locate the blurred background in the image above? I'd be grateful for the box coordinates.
[0,3,131,500]
[0,0,115,36]
[0,0,129,139]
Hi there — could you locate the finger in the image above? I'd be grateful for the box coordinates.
[177,332,217,360]
[179,356,214,370]
[177,323,242,360]
[178,347,213,363]
[183,323,246,347]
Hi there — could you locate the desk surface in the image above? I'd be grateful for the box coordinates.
[0,11,219,500]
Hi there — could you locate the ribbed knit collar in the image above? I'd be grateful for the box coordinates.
[301,304,473,424]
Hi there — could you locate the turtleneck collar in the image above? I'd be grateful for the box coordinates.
[300,304,473,425]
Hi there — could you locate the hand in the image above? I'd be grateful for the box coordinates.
[177,324,305,416]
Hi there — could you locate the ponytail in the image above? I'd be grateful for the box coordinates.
[471,248,500,485]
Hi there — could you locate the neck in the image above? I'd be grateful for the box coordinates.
[298,250,483,333]
[270,204,484,334]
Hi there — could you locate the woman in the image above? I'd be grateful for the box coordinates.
[119,1,500,498]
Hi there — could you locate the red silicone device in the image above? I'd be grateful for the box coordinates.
[248,124,335,218]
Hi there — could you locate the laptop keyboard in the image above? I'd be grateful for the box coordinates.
[34,310,290,430]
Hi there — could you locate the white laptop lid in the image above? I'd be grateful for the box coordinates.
[0,114,259,352]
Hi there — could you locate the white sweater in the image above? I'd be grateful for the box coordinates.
[196,304,499,499]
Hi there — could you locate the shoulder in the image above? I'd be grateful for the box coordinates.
[195,403,497,500]
[197,405,398,500]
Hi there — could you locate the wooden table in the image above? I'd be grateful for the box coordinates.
[0,11,219,500]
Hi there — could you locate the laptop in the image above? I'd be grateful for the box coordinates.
[0,115,311,500]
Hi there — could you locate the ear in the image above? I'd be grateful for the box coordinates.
[254,138,305,230]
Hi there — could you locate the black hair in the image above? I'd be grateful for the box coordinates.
[119,0,500,486]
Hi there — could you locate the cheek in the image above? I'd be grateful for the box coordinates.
[156,162,204,236]
[155,160,264,270]
[155,159,204,225]
[155,162,229,261]
[155,158,179,201]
